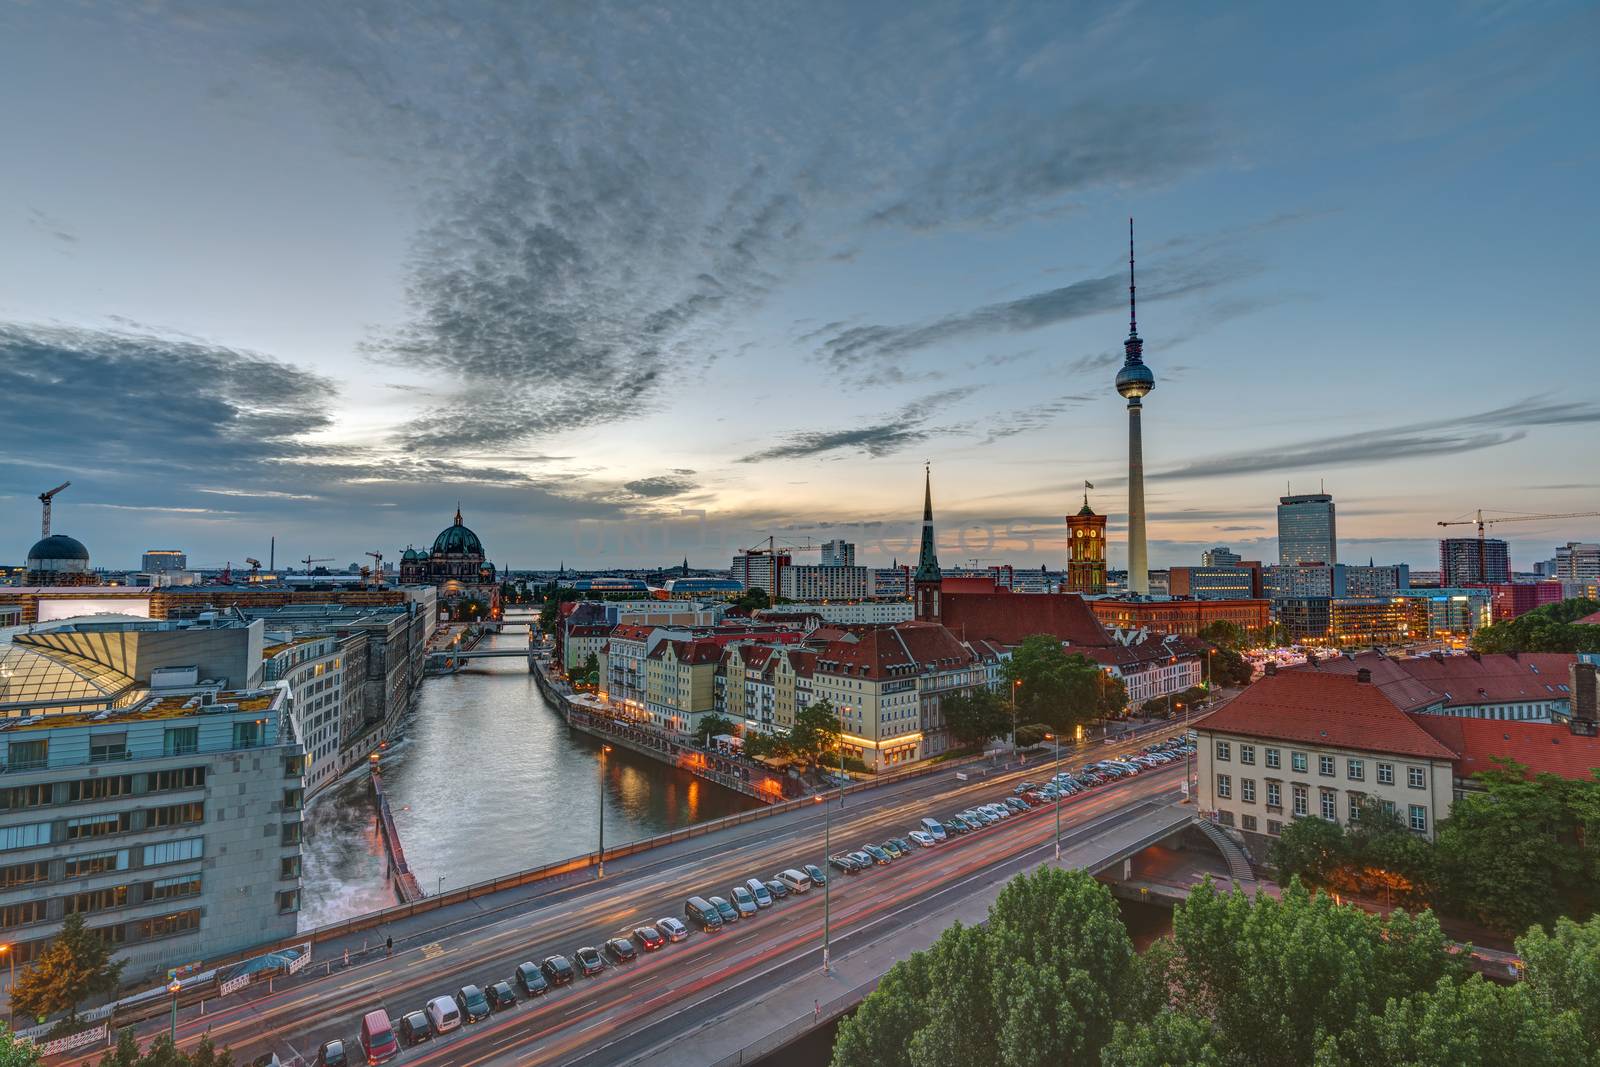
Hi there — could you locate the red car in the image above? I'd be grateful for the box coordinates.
[633,925,666,951]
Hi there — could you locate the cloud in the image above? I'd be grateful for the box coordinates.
[737,390,968,463]
[623,475,698,499]
[27,208,77,244]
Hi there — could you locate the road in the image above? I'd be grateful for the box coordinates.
[62,736,1190,1066]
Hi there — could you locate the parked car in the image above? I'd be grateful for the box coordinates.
[486,981,517,1011]
[944,815,972,833]
[709,895,741,924]
[360,1010,400,1065]
[604,937,637,963]
[909,830,935,848]
[829,854,860,875]
[851,848,881,867]
[574,946,607,976]
[656,916,690,942]
[541,954,576,986]
[685,896,724,931]
[803,863,829,886]
[920,818,947,841]
[765,878,790,900]
[1013,782,1036,795]
[780,868,813,893]
[425,996,461,1035]
[890,837,914,855]
[317,1040,348,1067]
[633,925,666,951]
[455,985,491,1024]
[398,1011,431,1047]
[745,878,774,907]
[730,886,760,917]
[516,961,549,996]
[880,840,905,858]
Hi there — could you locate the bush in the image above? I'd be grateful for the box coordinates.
[1015,723,1050,748]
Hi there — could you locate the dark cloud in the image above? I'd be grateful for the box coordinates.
[736,389,968,463]
[623,475,698,499]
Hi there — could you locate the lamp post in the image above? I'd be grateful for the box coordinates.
[0,943,11,1024]
[823,703,847,974]
[168,979,182,1043]
[1182,700,1194,801]
[1010,679,1021,755]
[1051,731,1062,861]
[598,744,611,877]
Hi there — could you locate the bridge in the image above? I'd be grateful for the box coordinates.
[54,746,1214,1067]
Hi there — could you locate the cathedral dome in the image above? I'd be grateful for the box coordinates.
[27,534,90,569]
[430,510,484,557]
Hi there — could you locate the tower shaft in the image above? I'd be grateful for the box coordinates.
[1127,400,1148,595]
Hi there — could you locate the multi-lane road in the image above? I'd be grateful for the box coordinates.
[62,736,1189,1067]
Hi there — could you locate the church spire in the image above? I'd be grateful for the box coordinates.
[914,464,941,583]
[454,502,463,527]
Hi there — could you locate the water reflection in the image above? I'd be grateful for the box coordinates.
[298,631,759,928]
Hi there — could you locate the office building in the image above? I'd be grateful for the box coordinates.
[141,550,187,574]
[1490,581,1565,622]
[1065,490,1108,595]
[1169,565,1261,600]
[1201,546,1241,567]
[819,540,856,568]
[1439,537,1510,586]
[1277,493,1337,566]
[730,551,787,598]
[871,566,910,600]
[779,565,870,601]
[1556,542,1600,583]
[1266,562,1409,600]
[1088,597,1271,639]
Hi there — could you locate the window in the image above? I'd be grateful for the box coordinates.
[1381,800,1398,819]
[163,728,199,757]
[149,767,205,793]
[1377,762,1394,786]
[281,822,302,846]
[1216,809,1235,826]
[1242,814,1258,831]
[282,788,303,812]
[66,775,132,803]
[1239,744,1256,766]
[1345,758,1363,781]
[1409,804,1428,833]
[0,783,53,812]
[1291,751,1308,773]
[1242,778,1256,803]
[0,822,51,852]
[0,860,50,889]
[1318,755,1336,777]
[67,813,131,840]
[1216,774,1231,799]
[232,721,264,749]
[6,739,47,771]
[1347,793,1366,823]
[1267,818,1283,836]
[1292,784,1309,817]
[67,885,128,915]
[1215,740,1231,762]
[64,850,129,878]
[1265,747,1281,769]
[1320,789,1337,821]
[143,838,203,866]
[0,899,48,927]
[147,803,204,829]
[276,889,301,914]
[1407,766,1426,790]
[1266,781,1282,810]
[149,874,202,902]
[137,909,200,941]
[280,856,302,880]
[89,733,128,763]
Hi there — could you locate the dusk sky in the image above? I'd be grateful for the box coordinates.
[2,1,1596,573]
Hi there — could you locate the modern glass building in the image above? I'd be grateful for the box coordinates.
[1277,493,1337,566]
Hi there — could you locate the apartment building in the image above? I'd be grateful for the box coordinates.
[779,565,871,601]
[261,633,356,798]
[0,685,303,979]
[1081,634,1205,706]
[644,639,723,732]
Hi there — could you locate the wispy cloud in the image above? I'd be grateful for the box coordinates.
[736,389,967,463]
[623,475,699,499]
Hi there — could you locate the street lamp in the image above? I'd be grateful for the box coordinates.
[597,744,611,877]
[1181,701,1194,802]
[167,979,182,1043]
[1010,679,1021,754]
[0,943,11,1024]
[1049,731,1062,861]
[823,703,847,974]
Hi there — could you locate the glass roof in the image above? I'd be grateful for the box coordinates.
[0,643,138,714]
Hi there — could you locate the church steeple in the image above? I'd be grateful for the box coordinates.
[914,464,942,621]
[454,502,463,527]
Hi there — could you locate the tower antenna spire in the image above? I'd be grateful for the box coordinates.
[1128,217,1137,337]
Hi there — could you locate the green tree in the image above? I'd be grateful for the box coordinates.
[1004,636,1125,731]
[1269,812,1348,887]
[10,912,124,1027]
[693,714,737,747]
[830,938,938,1067]
[790,699,842,768]
[1471,598,1600,654]
[98,1031,233,1067]
[1103,1011,1225,1067]
[730,587,770,613]
[1014,723,1049,748]
[941,688,1010,751]
[1207,645,1253,687]
[0,1024,44,1067]
[1198,620,1246,651]
[1518,914,1600,1049]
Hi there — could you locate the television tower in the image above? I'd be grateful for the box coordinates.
[1115,219,1156,595]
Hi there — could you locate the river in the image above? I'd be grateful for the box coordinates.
[297,629,762,929]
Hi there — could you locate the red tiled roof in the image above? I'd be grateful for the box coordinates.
[1292,651,1441,711]
[1293,650,1576,710]
[1409,715,1600,782]
[1081,633,1208,669]
[1197,670,1457,760]
[937,592,1112,648]
[815,622,975,681]
[1574,611,1600,626]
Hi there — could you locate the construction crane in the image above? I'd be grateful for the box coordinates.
[38,482,70,538]
[244,558,262,581]
[300,555,333,575]
[365,551,385,587]
[1437,509,1600,580]
[743,535,821,556]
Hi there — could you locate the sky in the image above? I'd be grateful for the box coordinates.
[1,1,1597,574]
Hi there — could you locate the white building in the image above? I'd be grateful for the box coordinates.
[820,540,856,567]
[779,565,871,601]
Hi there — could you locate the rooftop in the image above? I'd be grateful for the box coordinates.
[1409,715,1600,782]
[0,687,281,733]
[1197,670,1458,760]
[1294,650,1576,709]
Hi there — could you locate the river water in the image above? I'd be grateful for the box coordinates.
[297,629,761,929]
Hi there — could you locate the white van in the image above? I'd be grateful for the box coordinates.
[920,818,947,841]
[426,995,461,1034]
[779,869,811,893]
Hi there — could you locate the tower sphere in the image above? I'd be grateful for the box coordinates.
[1115,362,1155,399]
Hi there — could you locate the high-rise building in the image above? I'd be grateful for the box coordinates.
[1115,220,1155,596]
[1065,486,1107,595]
[1556,542,1600,583]
[819,540,856,567]
[1440,537,1510,586]
[1201,546,1241,567]
[779,565,870,600]
[730,551,788,597]
[141,550,187,573]
[913,467,942,621]
[1277,493,1337,566]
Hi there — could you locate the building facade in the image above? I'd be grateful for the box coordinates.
[1556,542,1600,583]
[820,540,856,567]
[1065,496,1108,595]
[779,565,871,601]
[1277,493,1337,566]
[1201,546,1241,567]
[1168,565,1261,600]
[1439,537,1510,586]
[730,552,787,598]
[1087,598,1271,639]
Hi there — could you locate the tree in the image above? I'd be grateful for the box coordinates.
[1003,636,1124,731]
[1472,598,1600,654]
[1517,914,1600,1049]
[1014,723,1049,749]
[790,700,842,768]
[98,1031,233,1067]
[741,730,792,761]
[0,1025,43,1067]
[941,688,1010,751]
[1198,619,1246,651]
[10,912,124,1027]
[1270,813,1349,887]
[1207,645,1253,687]
[693,714,737,747]
[730,587,770,614]
[1103,1011,1225,1067]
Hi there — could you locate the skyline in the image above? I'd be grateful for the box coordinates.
[3,2,1598,571]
